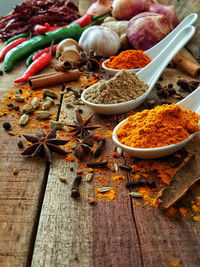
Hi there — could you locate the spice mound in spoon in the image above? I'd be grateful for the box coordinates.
[84,70,148,104]
[117,104,200,148]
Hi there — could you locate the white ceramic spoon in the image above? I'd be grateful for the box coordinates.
[102,13,198,76]
[112,86,200,159]
[82,26,195,115]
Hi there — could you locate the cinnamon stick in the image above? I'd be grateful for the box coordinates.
[29,69,80,89]
[172,48,200,78]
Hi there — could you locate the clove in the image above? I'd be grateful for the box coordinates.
[119,164,132,172]
[93,138,105,158]
[71,175,82,198]
[86,161,108,168]
[126,179,156,189]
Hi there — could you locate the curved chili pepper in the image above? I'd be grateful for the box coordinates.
[32,44,58,61]
[0,37,27,61]
[14,53,52,83]
[5,32,29,45]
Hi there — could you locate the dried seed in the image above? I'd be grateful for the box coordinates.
[114,162,118,172]
[13,168,19,175]
[129,192,143,198]
[97,186,112,193]
[36,111,51,120]
[85,173,93,182]
[116,147,123,155]
[13,94,25,102]
[31,97,40,109]
[22,104,34,114]
[50,120,64,129]
[42,96,54,110]
[93,138,105,158]
[19,114,29,125]
[42,89,57,99]
[59,176,67,183]
[71,175,82,198]
[88,197,96,205]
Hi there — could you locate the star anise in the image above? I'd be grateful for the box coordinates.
[67,111,100,138]
[76,50,102,71]
[73,138,94,160]
[21,128,69,163]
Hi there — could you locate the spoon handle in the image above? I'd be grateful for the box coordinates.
[137,26,195,85]
[178,86,200,113]
[146,13,198,59]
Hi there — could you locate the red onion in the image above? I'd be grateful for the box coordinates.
[126,12,171,50]
[149,1,179,29]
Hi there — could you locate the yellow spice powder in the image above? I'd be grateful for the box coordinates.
[117,104,200,148]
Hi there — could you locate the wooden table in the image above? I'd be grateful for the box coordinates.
[0,1,200,266]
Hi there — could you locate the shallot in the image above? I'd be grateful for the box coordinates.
[87,0,113,16]
[126,12,171,50]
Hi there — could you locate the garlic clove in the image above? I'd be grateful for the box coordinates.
[59,49,82,63]
[56,38,80,58]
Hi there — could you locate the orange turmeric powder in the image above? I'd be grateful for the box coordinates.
[106,50,151,69]
[117,104,200,148]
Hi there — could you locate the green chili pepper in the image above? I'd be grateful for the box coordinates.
[26,50,40,67]
[5,32,30,46]
[4,24,85,72]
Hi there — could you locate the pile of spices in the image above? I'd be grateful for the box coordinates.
[84,70,148,104]
[117,104,200,148]
[105,50,151,69]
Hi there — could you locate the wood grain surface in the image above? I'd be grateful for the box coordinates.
[0,1,200,267]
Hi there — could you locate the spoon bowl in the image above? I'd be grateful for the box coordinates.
[102,13,198,76]
[112,86,200,159]
[81,26,196,115]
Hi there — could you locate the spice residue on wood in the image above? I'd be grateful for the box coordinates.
[84,70,148,104]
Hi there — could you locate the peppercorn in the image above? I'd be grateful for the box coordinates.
[168,83,173,88]
[13,105,20,111]
[155,83,162,90]
[159,77,163,81]
[168,88,176,96]
[17,140,24,148]
[7,103,14,108]
[3,121,11,130]
[0,70,3,75]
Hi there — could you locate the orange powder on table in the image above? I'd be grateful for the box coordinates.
[106,50,151,69]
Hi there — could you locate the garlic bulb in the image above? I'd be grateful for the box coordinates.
[78,26,120,57]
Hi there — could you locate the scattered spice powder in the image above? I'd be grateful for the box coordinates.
[179,207,188,216]
[84,70,148,104]
[96,189,116,200]
[106,50,151,69]
[112,175,125,181]
[117,104,200,148]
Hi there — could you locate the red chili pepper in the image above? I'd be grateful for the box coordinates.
[71,14,93,27]
[34,23,50,35]
[32,44,58,61]
[34,14,93,35]
[14,53,52,83]
[0,38,27,61]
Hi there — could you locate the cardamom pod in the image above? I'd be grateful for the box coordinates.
[19,114,29,125]
[42,89,57,99]
[129,192,143,198]
[22,104,34,114]
[36,111,51,119]
[31,97,40,109]
[42,96,54,110]
[85,173,93,182]
[50,120,64,129]
[97,186,112,193]
[14,94,25,102]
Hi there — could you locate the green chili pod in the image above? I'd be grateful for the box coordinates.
[5,32,30,45]
[26,50,40,67]
[4,24,84,72]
